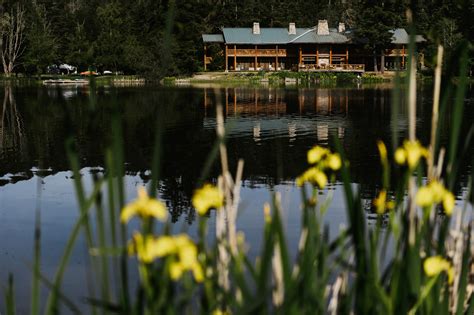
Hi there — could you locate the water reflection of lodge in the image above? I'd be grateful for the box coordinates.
[202,88,350,144]
[203,88,350,116]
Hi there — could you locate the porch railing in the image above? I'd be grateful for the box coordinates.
[227,48,287,57]
[298,64,365,71]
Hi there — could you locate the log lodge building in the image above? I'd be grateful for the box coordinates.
[202,20,425,72]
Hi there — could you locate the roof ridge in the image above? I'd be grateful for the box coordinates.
[288,27,316,43]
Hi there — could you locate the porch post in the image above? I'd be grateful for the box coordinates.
[346,45,349,64]
[234,45,237,70]
[402,45,405,69]
[329,45,332,65]
[275,45,278,71]
[225,45,228,71]
[204,44,207,71]
[255,45,258,70]
[299,46,302,66]
[316,46,319,66]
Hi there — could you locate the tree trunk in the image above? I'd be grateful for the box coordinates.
[1,5,25,77]
[380,49,385,74]
[373,51,378,72]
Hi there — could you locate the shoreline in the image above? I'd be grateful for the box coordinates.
[0,74,147,86]
[163,70,421,87]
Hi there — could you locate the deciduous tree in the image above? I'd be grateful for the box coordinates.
[0,3,25,76]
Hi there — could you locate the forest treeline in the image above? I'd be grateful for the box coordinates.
[0,0,472,77]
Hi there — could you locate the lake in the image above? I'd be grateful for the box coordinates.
[0,83,472,312]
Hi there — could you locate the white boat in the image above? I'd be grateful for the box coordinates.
[42,79,89,86]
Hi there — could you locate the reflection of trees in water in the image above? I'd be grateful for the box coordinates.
[0,85,26,154]
[0,84,32,185]
[159,177,195,224]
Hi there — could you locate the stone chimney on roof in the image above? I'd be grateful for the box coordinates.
[252,22,260,35]
[288,22,296,35]
[317,20,329,35]
[338,22,345,33]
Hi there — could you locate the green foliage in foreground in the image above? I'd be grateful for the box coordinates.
[3,38,473,315]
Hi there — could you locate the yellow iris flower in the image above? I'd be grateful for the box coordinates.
[298,146,342,189]
[296,167,328,189]
[327,153,342,171]
[127,233,156,263]
[128,233,204,282]
[415,180,455,215]
[416,186,434,208]
[307,146,329,164]
[120,186,168,223]
[394,140,429,169]
[192,184,224,215]
[424,256,454,284]
[442,192,455,215]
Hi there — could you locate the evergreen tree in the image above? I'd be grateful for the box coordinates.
[354,0,401,72]
[23,1,58,75]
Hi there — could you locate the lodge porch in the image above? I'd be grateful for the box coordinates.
[221,44,366,73]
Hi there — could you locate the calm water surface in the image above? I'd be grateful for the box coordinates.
[0,83,472,312]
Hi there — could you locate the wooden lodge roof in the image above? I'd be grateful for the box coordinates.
[203,26,426,45]
[221,27,349,44]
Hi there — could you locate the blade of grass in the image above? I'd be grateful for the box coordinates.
[105,150,117,248]
[4,274,16,315]
[110,112,130,312]
[65,138,94,246]
[446,43,469,190]
[92,173,111,305]
[455,224,471,315]
[65,138,98,315]
[30,266,81,315]
[391,62,401,151]
[44,178,104,315]
[31,177,42,315]
[333,135,370,313]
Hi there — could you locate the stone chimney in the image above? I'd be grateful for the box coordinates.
[288,22,296,35]
[252,22,260,35]
[317,20,329,35]
[338,22,345,33]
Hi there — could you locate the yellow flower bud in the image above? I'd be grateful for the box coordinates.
[263,203,271,223]
[394,148,406,165]
[377,141,388,162]
[374,190,387,214]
